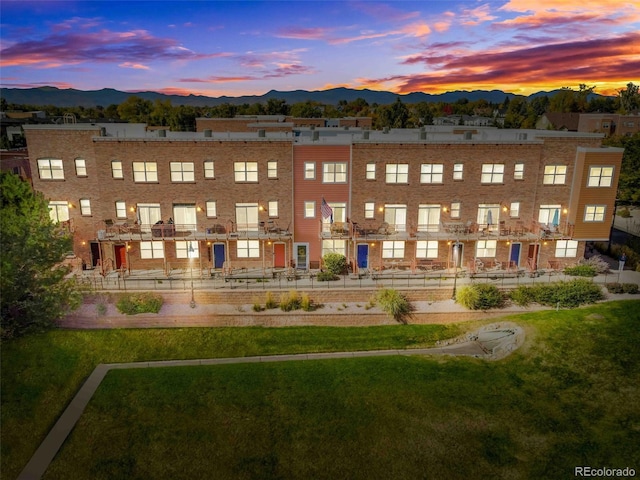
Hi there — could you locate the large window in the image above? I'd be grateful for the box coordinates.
[37,159,64,180]
[417,204,441,232]
[476,239,497,258]
[173,204,197,228]
[48,201,69,223]
[234,162,258,182]
[543,165,567,185]
[385,164,409,183]
[79,198,91,216]
[384,204,407,232]
[322,239,347,257]
[176,241,199,259]
[140,241,165,259]
[75,158,87,176]
[481,164,504,183]
[416,240,438,259]
[111,160,123,179]
[382,241,405,259]
[322,202,346,232]
[420,164,443,183]
[587,166,614,187]
[137,203,161,231]
[304,162,315,179]
[323,162,347,183]
[236,203,259,231]
[237,240,260,258]
[267,161,278,179]
[555,240,578,258]
[477,204,500,231]
[584,205,606,222]
[133,161,158,182]
[538,204,561,225]
[366,163,376,180]
[170,162,195,182]
[204,161,215,178]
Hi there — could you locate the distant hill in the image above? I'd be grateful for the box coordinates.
[0,85,609,108]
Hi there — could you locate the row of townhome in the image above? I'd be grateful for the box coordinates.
[23,122,623,277]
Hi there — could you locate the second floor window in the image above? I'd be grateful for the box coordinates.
[268,200,278,217]
[79,198,91,216]
[514,163,524,180]
[366,163,376,180]
[543,165,567,185]
[204,161,215,178]
[420,164,444,183]
[170,162,195,182]
[364,202,375,219]
[304,162,315,179]
[453,163,464,180]
[206,201,217,217]
[323,162,347,183]
[481,164,504,183]
[48,201,69,223]
[111,160,123,179]
[304,201,315,218]
[417,204,441,232]
[587,166,613,187]
[38,159,64,180]
[234,162,258,182]
[267,161,278,178]
[450,202,461,219]
[584,205,606,222]
[133,162,158,182]
[385,164,408,183]
[75,158,87,176]
[115,201,127,219]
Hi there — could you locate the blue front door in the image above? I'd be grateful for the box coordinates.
[213,243,225,269]
[509,243,521,266]
[357,244,369,268]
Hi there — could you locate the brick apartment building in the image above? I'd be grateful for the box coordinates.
[23,123,623,277]
[577,113,640,137]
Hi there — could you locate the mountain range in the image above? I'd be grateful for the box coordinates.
[0,86,607,108]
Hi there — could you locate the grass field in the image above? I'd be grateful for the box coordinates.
[3,301,640,479]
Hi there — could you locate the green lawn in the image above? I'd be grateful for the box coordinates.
[3,301,640,479]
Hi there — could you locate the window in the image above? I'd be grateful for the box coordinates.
[140,241,165,259]
[173,204,197,228]
[538,204,561,225]
[477,204,500,231]
[382,240,405,259]
[417,204,441,232]
[514,163,524,180]
[385,164,409,183]
[75,158,87,176]
[115,201,127,219]
[268,200,278,217]
[416,240,438,259]
[450,202,461,219]
[366,163,376,180]
[476,239,497,258]
[543,165,567,185]
[420,164,444,183]
[267,161,278,179]
[510,202,520,218]
[453,163,464,180]
[587,166,614,187]
[204,161,215,178]
[323,162,347,183]
[234,162,258,182]
[111,160,123,179]
[304,162,316,179]
[170,162,195,182]
[48,201,69,223]
[322,239,347,257]
[555,240,578,258]
[206,201,217,217]
[133,161,158,182]
[304,201,315,218]
[322,202,346,232]
[137,203,161,232]
[584,205,606,222]
[384,204,407,232]
[364,202,375,219]
[237,240,259,258]
[481,164,504,183]
[176,241,199,259]
[236,203,259,231]
[79,198,91,216]
[37,159,64,180]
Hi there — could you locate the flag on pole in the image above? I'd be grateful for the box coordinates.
[321,198,333,223]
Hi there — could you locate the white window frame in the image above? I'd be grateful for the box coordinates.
[476,239,497,258]
[304,201,315,218]
[170,162,195,182]
[481,164,504,183]
[416,240,438,259]
[206,201,217,218]
[450,202,461,219]
[322,162,347,183]
[111,160,123,179]
[584,205,606,222]
[322,202,346,232]
[420,164,444,184]
[555,240,578,258]
[237,240,260,258]
[453,163,464,180]
[236,203,259,232]
[115,201,127,219]
[514,163,524,180]
[75,158,87,176]
[382,240,405,259]
[173,204,197,229]
[48,201,69,223]
[322,239,347,257]
[384,204,407,232]
[587,166,614,187]
[79,198,91,216]
[364,202,375,219]
[268,200,278,217]
[132,161,158,182]
[366,163,376,180]
[304,162,316,180]
[204,160,215,179]
[140,241,165,259]
[510,202,520,218]
[477,204,500,231]
[538,204,562,225]
[234,162,258,182]
[137,203,161,232]
[417,204,441,233]
[385,164,409,184]
[37,159,64,180]
[543,165,567,185]
[176,241,199,259]
[267,161,278,179]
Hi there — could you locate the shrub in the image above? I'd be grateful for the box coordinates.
[508,286,535,307]
[252,297,264,312]
[622,283,639,294]
[279,290,300,312]
[322,253,347,275]
[264,291,277,309]
[456,284,505,310]
[563,264,597,277]
[116,292,163,315]
[512,279,604,308]
[376,289,413,324]
[316,271,339,282]
[605,282,625,294]
[581,255,611,274]
[300,292,314,311]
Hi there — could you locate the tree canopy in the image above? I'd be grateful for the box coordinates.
[0,172,82,338]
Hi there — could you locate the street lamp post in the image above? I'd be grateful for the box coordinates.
[188,242,196,308]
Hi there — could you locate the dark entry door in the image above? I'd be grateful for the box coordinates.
[213,243,225,269]
[114,245,126,269]
[527,244,539,271]
[510,243,521,266]
[90,242,100,267]
[357,244,369,268]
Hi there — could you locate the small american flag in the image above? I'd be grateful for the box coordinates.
[321,198,333,222]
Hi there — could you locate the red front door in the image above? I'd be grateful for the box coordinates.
[114,245,126,269]
[274,243,285,268]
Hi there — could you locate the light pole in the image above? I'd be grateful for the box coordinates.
[452,241,459,300]
[188,242,196,308]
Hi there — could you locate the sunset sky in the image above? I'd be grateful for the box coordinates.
[1,0,639,98]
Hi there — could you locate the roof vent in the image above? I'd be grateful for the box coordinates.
[363,131,370,140]
[313,130,320,141]
[258,129,266,137]
[464,131,472,140]
[383,126,389,134]
[204,129,212,137]
[158,129,166,137]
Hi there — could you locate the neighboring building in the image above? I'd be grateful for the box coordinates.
[536,112,580,131]
[196,116,372,134]
[0,148,31,181]
[577,113,640,137]
[23,124,623,277]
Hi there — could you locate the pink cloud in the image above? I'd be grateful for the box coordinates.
[275,27,334,41]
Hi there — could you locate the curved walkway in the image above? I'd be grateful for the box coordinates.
[18,322,523,480]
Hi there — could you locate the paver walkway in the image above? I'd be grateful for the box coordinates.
[17,323,523,480]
